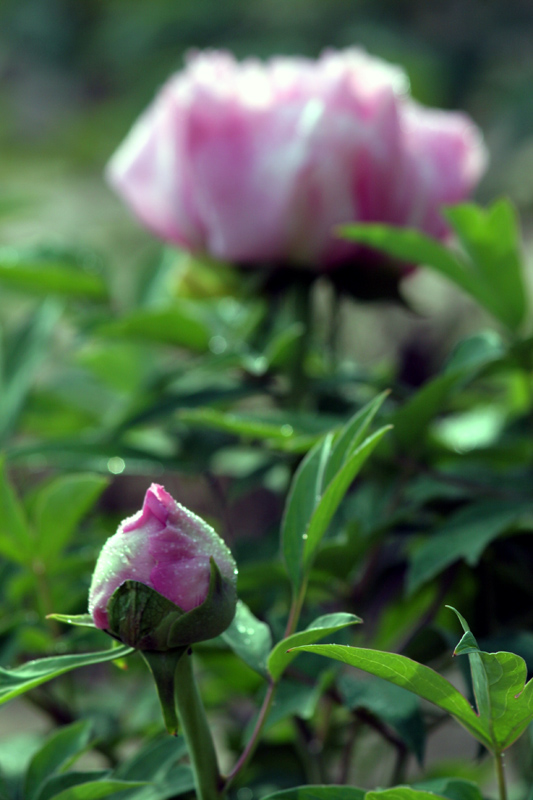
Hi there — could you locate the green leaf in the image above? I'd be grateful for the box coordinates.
[262,787,365,800]
[0,253,108,300]
[366,790,448,800]
[338,209,524,331]
[0,455,33,564]
[24,721,92,800]
[97,306,211,352]
[178,407,300,445]
[281,433,333,588]
[33,474,109,564]
[0,299,62,444]
[445,199,527,331]
[36,772,111,800]
[0,644,134,705]
[114,736,187,782]
[324,392,389,485]
[302,426,391,570]
[289,644,490,748]
[49,779,147,800]
[221,600,272,676]
[448,607,533,752]
[408,500,530,594]
[264,322,305,370]
[268,613,362,681]
[413,778,482,800]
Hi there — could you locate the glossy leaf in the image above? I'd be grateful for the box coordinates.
[24,721,92,800]
[449,607,533,751]
[0,645,134,705]
[221,600,272,676]
[366,790,447,800]
[302,426,391,570]
[290,644,490,748]
[281,433,333,587]
[47,614,96,628]
[268,613,361,681]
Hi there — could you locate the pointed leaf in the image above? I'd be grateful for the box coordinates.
[97,306,211,352]
[46,614,96,628]
[281,433,333,588]
[0,644,133,705]
[290,644,490,748]
[24,720,93,800]
[268,613,362,681]
[49,779,146,800]
[302,427,391,569]
[325,392,389,485]
[366,790,448,800]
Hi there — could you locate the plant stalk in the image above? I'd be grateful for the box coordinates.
[495,751,508,800]
[287,277,313,410]
[175,650,222,800]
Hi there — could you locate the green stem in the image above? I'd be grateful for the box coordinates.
[175,650,222,800]
[223,577,309,793]
[495,751,508,800]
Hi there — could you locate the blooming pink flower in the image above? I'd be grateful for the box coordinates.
[107,48,487,270]
[88,483,237,630]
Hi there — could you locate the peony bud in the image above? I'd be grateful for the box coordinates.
[107,48,487,274]
[88,484,237,651]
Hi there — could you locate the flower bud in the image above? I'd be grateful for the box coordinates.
[88,484,237,650]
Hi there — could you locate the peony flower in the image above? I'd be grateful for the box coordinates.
[88,483,237,650]
[107,48,487,271]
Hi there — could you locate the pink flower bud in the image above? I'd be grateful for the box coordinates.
[106,48,487,271]
[88,484,237,641]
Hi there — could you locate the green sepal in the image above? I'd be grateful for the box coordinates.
[106,557,237,650]
[46,613,96,628]
[141,648,187,735]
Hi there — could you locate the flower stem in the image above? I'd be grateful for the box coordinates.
[287,277,313,410]
[223,577,308,793]
[175,650,222,800]
[495,751,508,800]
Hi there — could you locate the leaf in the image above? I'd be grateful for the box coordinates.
[114,736,187,781]
[289,644,490,748]
[268,613,361,681]
[97,306,211,352]
[302,426,391,570]
[0,455,33,564]
[221,600,272,676]
[36,772,111,800]
[408,500,530,594]
[324,391,389,485]
[49,779,147,800]
[281,433,333,588]
[444,199,527,331]
[34,474,109,564]
[338,206,526,331]
[0,253,108,300]
[366,790,448,800]
[414,777,483,800]
[0,644,134,705]
[178,408,300,444]
[449,607,533,751]
[24,721,93,800]
[0,299,62,444]
[262,787,365,800]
